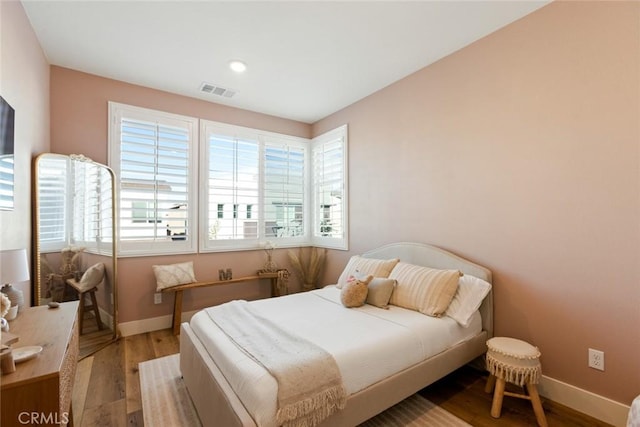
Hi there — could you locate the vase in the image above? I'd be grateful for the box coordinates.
[1,284,24,313]
[263,251,277,273]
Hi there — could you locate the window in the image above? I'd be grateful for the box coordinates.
[263,137,306,240]
[110,103,347,255]
[312,125,348,249]
[200,121,308,251]
[36,155,114,255]
[36,155,69,252]
[71,159,114,255]
[109,103,198,256]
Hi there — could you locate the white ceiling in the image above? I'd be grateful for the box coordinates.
[22,1,550,124]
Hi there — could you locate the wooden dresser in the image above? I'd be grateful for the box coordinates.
[1,301,79,427]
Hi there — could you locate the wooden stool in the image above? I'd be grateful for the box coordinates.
[484,337,548,427]
[66,278,104,334]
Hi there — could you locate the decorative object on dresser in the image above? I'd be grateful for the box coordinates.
[1,293,11,332]
[0,301,79,427]
[1,248,30,313]
[0,345,16,374]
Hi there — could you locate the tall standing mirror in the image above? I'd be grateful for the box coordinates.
[33,153,118,359]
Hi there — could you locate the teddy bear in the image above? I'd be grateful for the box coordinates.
[340,274,373,308]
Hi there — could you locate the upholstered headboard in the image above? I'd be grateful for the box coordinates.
[362,242,493,338]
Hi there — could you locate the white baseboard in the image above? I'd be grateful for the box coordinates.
[118,315,631,426]
[539,375,630,427]
[118,310,199,337]
[99,307,113,330]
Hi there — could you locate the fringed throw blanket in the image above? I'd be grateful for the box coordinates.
[207,300,346,427]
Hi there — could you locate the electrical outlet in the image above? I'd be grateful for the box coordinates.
[154,293,162,304]
[588,348,604,371]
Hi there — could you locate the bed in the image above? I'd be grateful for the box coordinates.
[180,242,493,426]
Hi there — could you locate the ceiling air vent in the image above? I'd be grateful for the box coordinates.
[200,82,237,98]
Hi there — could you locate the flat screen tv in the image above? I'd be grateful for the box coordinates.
[0,96,14,156]
[0,95,15,210]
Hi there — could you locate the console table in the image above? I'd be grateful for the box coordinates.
[1,301,79,427]
[162,273,280,335]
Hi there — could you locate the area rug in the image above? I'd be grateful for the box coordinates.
[139,354,471,427]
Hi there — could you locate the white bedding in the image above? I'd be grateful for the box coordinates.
[190,286,482,427]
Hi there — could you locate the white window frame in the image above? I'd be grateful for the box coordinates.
[108,102,348,256]
[199,120,309,252]
[108,102,198,257]
[311,125,349,250]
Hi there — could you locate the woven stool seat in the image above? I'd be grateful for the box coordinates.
[485,337,547,427]
[486,336,541,386]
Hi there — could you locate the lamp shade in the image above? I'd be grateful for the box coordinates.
[1,249,30,313]
[0,248,30,285]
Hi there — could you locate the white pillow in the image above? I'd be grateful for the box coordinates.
[445,275,492,327]
[77,263,105,292]
[152,261,197,291]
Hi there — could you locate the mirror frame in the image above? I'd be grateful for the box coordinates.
[32,153,119,345]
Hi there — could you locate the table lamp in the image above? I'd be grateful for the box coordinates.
[1,248,30,313]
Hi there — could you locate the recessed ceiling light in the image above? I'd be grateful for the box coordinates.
[229,60,247,73]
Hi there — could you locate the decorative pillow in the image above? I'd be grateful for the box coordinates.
[388,262,461,317]
[336,256,399,289]
[445,275,492,327]
[152,261,197,291]
[340,274,373,308]
[77,263,105,292]
[366,278,396,309]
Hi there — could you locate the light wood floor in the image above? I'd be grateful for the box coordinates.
[71,329,613,427]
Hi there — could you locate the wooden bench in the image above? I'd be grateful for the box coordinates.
[161,273,280,335]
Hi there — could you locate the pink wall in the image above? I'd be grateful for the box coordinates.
[50,67,310,164]
[314,1,639,405]
[0,1,50,306]
[49,67,311,326]
[47,0,638,406]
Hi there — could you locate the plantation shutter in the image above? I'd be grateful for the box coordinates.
[37,155,69,251]
[205,133,259,242]
[312,125,348,249]
[263,141,305,239]
[120,118,190,239]
[70,161,113,255]
[71,160,96,249]
[109,102,197,256]
[0,156,13,210]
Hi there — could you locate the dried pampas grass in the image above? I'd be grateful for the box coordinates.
[288,247,327,292]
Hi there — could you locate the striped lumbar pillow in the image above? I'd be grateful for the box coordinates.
[388,262,461,317]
